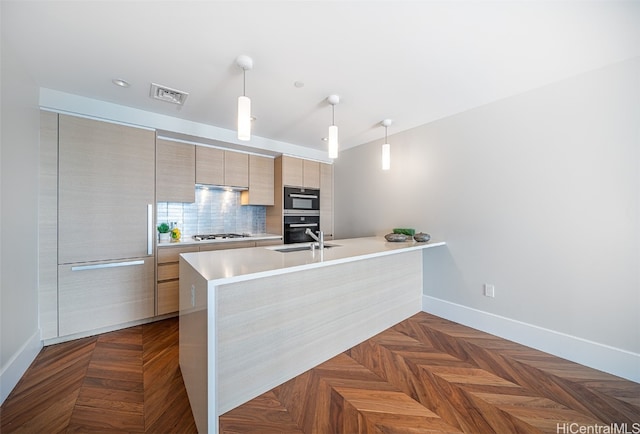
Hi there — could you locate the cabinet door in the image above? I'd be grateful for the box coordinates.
[303,159,320,189]
[241,155,274,206]
[281,155,303,187]
[320,163,334,238]
[196,146,224,185]
[157,138,195,203]
[58,258,154,336]
[224,151,249,188]
[58,115,155,264]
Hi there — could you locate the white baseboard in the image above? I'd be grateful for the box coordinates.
[0,329,43,405]
[422,295,640,383]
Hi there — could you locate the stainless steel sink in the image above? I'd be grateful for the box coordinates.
[272,244,338,253]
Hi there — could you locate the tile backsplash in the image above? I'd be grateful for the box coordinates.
[157,187,266,237]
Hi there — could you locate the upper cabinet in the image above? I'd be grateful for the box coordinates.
[195,146,249,189]
[281,155,320,189]
[195,146,224,185]
[224,151,249,188]
[156,138,196,203]
[241,155,275,206]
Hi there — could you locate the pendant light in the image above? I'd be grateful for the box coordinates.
[381,119,393,170]
[236,55,253,141]
[327,95,340,159]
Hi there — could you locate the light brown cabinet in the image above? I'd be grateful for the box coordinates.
[58,115,156,264]
[281,155,320,188]
[241,155,275,206]
[195,147,249,188]
[58,259,155,336]
[157,245,198,315]
[156,138,195,203]
[57,114,156,338]
[195,146,224,185]
[303,159,321,189]
[225,151,249,188]
[320,162,334,238]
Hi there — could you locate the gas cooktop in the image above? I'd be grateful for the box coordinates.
[192,233,247,241]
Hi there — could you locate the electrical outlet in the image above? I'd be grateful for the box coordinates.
[484,284,495,298]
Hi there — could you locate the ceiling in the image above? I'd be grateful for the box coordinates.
[3,1,640,153]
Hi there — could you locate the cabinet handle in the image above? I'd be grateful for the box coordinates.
[147,203,153,255]
[71,260,145,271]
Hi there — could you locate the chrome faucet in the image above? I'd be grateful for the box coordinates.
[305,228,324,250]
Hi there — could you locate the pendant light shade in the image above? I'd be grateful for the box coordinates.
[327,95,340,159]
[236,55,253,141]
[328,125,339,159]
[237,95,251,141]
[381,119,393,171]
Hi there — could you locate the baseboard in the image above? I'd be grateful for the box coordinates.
[0,329,43,405]
[422,295,640,383]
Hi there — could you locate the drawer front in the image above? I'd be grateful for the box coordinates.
[157,280,179,315]
[157,245,198,263]
[157,262,179,281]
[199,241,255,251]
[255,239,283,247]
[59,258,154,336]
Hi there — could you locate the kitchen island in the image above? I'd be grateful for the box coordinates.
[179,236,445,433]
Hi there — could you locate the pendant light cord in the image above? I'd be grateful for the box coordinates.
[242,69,246,97]
[332,104,335,126]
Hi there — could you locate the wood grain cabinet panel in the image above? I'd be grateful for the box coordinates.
[195,146,224,185]
[58,258,154,336]
[198,241,255,251]
[241,155,274,206]
[156,138,195,203]
[39,110,59,339]
[281,155,303,187]
[303,159,320,189]
[224,151,249,188]
[157,245,198,315]
[58,115,155,264]
[320,162,334,238]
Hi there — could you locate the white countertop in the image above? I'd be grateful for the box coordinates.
[158,233,282,247]
[180,236,445,284]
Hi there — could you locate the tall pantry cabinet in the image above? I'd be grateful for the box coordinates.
[53,115,155,337]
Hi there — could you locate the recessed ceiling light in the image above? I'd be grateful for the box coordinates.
[321,137,328,141]
[112,78,130,88]
[294,81,304,88]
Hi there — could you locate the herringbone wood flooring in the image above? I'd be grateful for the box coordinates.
[220,312,640,433]
[0,317,197,433]
[2,313,638,433]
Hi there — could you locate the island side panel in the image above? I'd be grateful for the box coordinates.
[179,256,210,434]
[215,249,423,414]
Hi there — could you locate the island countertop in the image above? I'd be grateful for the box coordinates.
[180,236,445,284]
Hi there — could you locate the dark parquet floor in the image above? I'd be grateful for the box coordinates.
[2,313,639,434]
[0,317,197,433]
[220,312,640,434]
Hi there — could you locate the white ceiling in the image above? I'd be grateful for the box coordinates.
[3,1,640,153]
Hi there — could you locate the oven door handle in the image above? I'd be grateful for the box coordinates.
[289,193,318,199]
[288,223,318,228]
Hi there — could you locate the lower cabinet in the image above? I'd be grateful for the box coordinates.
[58,258,155,336]
[157,245,198,315]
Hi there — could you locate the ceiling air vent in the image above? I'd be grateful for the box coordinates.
[149,83,189,105]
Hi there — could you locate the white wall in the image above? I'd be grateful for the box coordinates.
[334,58,640,381]
[1,40,43,404]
